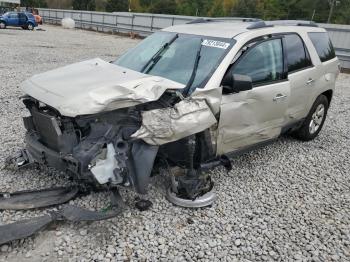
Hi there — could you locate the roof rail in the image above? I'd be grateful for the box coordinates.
[246,21,273,29]
[187,18,213,24]
[187,17,261,24]
[246,20,319,30]
[265,20,318,27]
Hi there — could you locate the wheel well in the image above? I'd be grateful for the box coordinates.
[322,90,333,104]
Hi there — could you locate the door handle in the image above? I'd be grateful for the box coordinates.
[273,94,287,102]
[306,78,315,85]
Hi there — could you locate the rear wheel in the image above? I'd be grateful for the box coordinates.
[0,21,6,29]
[293,95,329,141]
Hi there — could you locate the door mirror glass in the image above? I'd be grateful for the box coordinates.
[222,73,252,94]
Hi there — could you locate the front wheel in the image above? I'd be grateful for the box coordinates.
[27,23,34,30]
[0,21,6,29]
[293,95,329,141]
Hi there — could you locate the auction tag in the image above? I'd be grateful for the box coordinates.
[202,39,230,49]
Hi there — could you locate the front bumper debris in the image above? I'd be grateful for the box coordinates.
[0,188,125,245]
[0,186,79,210]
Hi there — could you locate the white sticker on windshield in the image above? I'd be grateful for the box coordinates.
[202,39,230,49]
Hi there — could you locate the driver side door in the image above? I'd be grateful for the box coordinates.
[217,37,290,155]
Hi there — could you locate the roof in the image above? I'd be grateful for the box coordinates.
[163,20,325,39]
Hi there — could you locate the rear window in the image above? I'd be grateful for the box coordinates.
[308,32,336,62]
[284,34,312,73]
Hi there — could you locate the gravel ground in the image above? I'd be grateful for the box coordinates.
[0,25,349,262]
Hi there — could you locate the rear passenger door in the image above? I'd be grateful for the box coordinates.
[283,33,318,121]
[307,32,339,98]
[18,13,27,26]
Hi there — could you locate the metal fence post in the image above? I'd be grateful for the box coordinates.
[102,14,105,32]
[115,14,118,33]
[150,15,154,32]
[131,14,134,34]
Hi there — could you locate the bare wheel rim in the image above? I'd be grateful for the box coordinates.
[28,24,33,30]
[0,23,5,29]
[309,104,325,134]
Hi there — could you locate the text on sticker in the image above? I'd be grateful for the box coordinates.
[202,39,230,49]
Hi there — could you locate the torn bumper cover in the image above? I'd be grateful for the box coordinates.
[24,130,158,194]
[0,189,125,246]
[132,99,217,145]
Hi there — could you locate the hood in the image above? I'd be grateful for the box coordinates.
[21,58,185,117]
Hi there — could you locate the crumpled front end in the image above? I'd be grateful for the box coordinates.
[21,93,219,196]
[18,58,222,205]
[22,96,158,194]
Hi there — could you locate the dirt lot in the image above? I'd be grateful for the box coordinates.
[0,25,349,262]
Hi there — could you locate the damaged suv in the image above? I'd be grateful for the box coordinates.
[3,20,339,226]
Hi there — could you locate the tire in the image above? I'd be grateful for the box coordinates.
[0,21,6,29]
[293,95,329,141]
[27,23,34,30]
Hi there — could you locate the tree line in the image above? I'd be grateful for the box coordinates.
[21,0,350,24]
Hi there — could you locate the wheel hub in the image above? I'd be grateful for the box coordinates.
[309,104,325,134]
[166,171,216,208]
[166,187,217,208]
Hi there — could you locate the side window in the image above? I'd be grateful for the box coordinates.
[308,32,336,62]
[19,13,28,20]
[232,38,284,85]
[284,34,312,73]
[9,13,18,19]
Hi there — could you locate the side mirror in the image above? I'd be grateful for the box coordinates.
[222,73,253,94]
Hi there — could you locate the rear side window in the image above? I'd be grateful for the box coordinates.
[308,32,336,62]
[284,34,312,73]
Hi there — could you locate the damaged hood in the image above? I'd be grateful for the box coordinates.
[21,58,185,117]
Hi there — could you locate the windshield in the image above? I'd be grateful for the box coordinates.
[114,32,234,92]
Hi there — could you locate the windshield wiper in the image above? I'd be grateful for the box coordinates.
[141,33,179,73]
[182,38,203,97]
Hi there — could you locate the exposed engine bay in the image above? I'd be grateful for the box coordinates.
[20,92,219,194]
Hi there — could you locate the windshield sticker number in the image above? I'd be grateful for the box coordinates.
[202,39,230,49]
